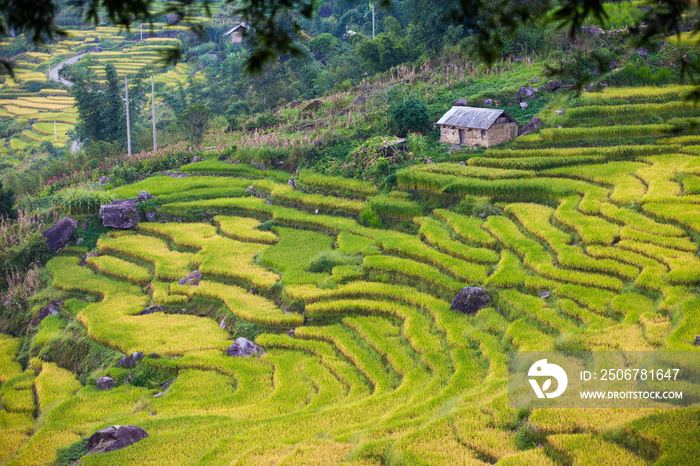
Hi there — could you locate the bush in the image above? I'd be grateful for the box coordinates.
[307,251,361,274]
[0,181,16,219]
[514,420,546,450]
[391,98,431,136]
[247,113,280,131]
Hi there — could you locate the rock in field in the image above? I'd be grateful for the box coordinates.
[518,117,542,136]
[453,98,469,106]
[140,304,165,315]
[515,87,538,103]
[451,287,491,315]
[38,301,60,321]
[226,337,266,357]
[520,102,529,109]
[99,199,140,229]
[43,217,78,252]
[137,190,153,201]
[539,291,551,299]
[117,352,145,368]
[86,425,149,454]
[554,109,566,115]
[544,79,562,92]
[96,377,114,390]
[178,270,202,286]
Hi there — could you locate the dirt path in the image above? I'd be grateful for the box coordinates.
[48,53,87,86]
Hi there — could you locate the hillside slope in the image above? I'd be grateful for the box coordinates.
[1,85,700,465]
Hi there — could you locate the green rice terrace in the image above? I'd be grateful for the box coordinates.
[1,83,700,464]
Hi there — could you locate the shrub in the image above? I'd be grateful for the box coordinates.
[391,98,431,136]
[307,251,362,274]
[514,420,546,450]
[0,181,16,219]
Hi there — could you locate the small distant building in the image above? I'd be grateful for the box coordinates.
[223,22,250,44]
[437,106,518,148]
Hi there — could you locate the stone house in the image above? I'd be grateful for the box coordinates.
[223,22,250,44]
[437,106,518,148]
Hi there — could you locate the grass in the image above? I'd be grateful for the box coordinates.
[260,226,335,285]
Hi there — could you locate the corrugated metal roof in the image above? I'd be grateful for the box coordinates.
[436,106,505,130]
[223,22,250,36]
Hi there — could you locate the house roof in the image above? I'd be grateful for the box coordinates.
[436,106,511,130]
[223,22,250,36]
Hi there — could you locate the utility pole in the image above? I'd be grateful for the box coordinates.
[151,75,156,152]
[125,76,131,156]
[140,23,143,41]
[371,3,375,39]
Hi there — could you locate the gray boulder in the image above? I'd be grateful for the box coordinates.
[226,337,266,357]
[579,26,604,36]
[483,98,493,106]
[518,117,542,136]
[165,13,181,25]
[99,199,140,229]
[43,217,78,252]
[520,102,529,109]
[38,301,60,321]
[694,335,700,346]
[515,87,538,103]
[530,78,540,84]
[86,425,149,454]
[539,291,551,299]
[635,48,649,59]
[117,352,144,368]
[450,287,491,315]
[140,304,164,315]
[145,212,156,222]
[178,270,202,286]
[453,98,469,106]
[96,377,114,390]
[554,109,566,115]
[544,79,562,92]
[137,190,153,201]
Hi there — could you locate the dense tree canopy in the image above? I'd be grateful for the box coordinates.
[2,0,699,76]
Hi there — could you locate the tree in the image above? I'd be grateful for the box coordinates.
[0,181,16,219]
[3,0,700,91]
[391,98,431,136]
[178,104,212,148]
[308,33,342,65]
[71,64,126,145]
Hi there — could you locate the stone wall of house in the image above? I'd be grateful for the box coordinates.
[439,121,518,147]
[228,31,244,43]
[485,122,518,147]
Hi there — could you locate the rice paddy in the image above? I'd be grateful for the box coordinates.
[1,82,699,464]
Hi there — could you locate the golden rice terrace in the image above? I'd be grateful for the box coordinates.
[1,85,700,465]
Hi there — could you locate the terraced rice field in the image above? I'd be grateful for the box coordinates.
[1,85,700,464]
[0,32,197,159]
